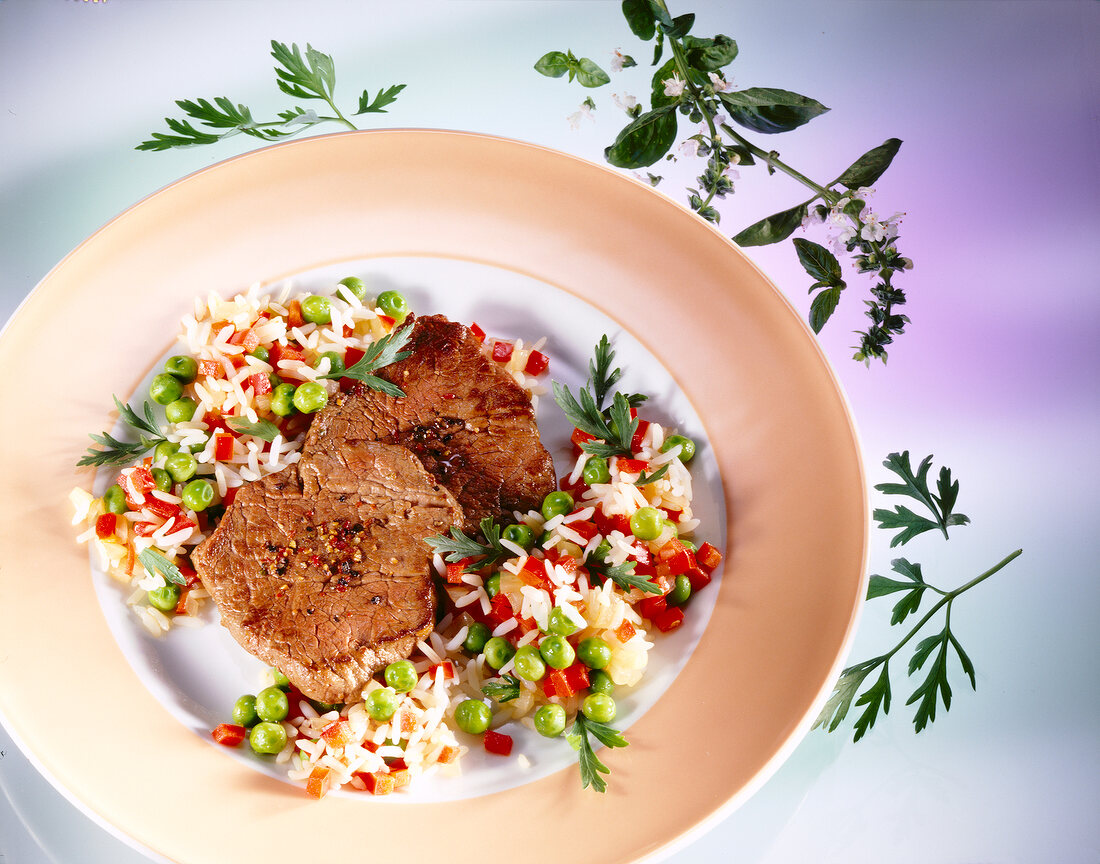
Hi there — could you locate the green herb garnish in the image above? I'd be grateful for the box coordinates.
[138,41,404,151]
[586,556,664,596]
[635,464,669,486]
[481,675,521,703]
[814,453,1022,741]
[566,713,629,793]
[79,397,167,468]
[224,417,281,442]
[321,325,413,397]
[425,517,509,572]
[137,548,186,587]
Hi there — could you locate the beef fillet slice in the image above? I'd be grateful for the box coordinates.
[305,314,556,525]
[192,440,464,705]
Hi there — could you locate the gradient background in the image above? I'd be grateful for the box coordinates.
[1,2,1097,862]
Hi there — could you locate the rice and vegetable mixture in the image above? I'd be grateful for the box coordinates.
[72,276,722,797]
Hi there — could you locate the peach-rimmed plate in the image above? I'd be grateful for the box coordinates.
[0,130,866,863]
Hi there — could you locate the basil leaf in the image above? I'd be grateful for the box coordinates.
[666,13,695,39]
[574,57,611,88]
[621,0,656,40]
[534,51,572,79]
[649,57,679,109]
[720,88,829,135]
[809,287,842,334]
[793,238,843,286]
[604,105,678,168]
[732,202,808,247]
[836,138,903,189]
[682,34,738,71]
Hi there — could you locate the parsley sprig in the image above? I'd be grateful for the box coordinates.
[553,335,647,459]
[566,713,630,793]
[319,325,413,397]
[586,555,664,596]
[814,453,1022,741]
[138,41,404,151]
[482,675,521,703]
[79,397,168,468]
[425,517,510,572]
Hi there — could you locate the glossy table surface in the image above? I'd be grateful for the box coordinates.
[1,2,1097,862]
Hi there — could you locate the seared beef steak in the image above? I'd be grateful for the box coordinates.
[305,315,556,524]
[192,440,464,704]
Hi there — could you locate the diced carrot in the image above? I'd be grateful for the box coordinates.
[320,719,354,748]
[469,322,486,343]
[389,767,412,788]
[697,542,723,573]
[174,588,190,616]
[524,349,549,376]
[286,299,305,329]
[400,710,417,735]
[306,766,332,799]
[438,745,460,764]
[614,619,637,643]
[491,340,513,363]
[360,770,396,795]
[484,730,513,756]
[211,723,247,747]
[95,513,117,539]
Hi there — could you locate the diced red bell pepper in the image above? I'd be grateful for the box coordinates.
[286,299,305,329]
[637,594,668,621]
[445,561,468,585]
[121,466,156,509]
[356,770,396,796]
[141,495,180,520]
[651,605,685,633]
[518,557,554,593]
[483,729,513,756]
[221,486,238,508]
[438,745,461,764]
[268,341,307,369]
[94,513,117,539]
[133,521,159,537]
[214,432,235,462]
[486,592,515,628]
[657,539,696,577]
[524,349,549,376]
[631,419,650,453]
[320,719,354,748]
[696,542,723,573]
[617,458,649,475]
[567,519,598,543]
[344,346,366,368]
[685,566,711,592]
[378,314,396,329]
[491,340,513,363]
[593,509,630,537]
[429,660,456,681]
[542,661,590,699]
[212,723,247,747]
[248,372,272,396]
[571,427,597,449]
[173,588,191,616]
[469,322,486,343]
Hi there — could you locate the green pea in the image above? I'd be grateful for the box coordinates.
[577,637,612,670]
[629,506,663,541]
[164,355,198,383]
[103,484,127,515]
[164,452,198,483]
[147,584,180,613]
[513,644,546,681]
[338,276,368,300]
[588,670,615,696]
[151,467,173,492]
[454,699,492,735]
[270,383,297,417]
[384,659,418,693]
[153,441,180,464]
[149,373,183,406]
[679,538,698,553]
[272,668,291,689]
[463,621,491,654]
[582,456,611,485]
[502,523,535,550]
[484,572,501,599]
[364,687,399,721]
[540,490,574,521]
[314,351,345,376]
[181,479,214,512]
[667,574,692,607]
[165,397,197,424]
[233,694,259,728]
[539,634,575,671]
[249,721,287,755]
[581,692,617,723]
[187,438,207,454]
[300,294,331,324]
[249,345,270,362]
[292,381,328,414]
[546,606,580,637]
[483,636,514,670]
[533,704,567,738]
[661,434,696,462]
[255,686,289,722]
[376,290,409,323]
